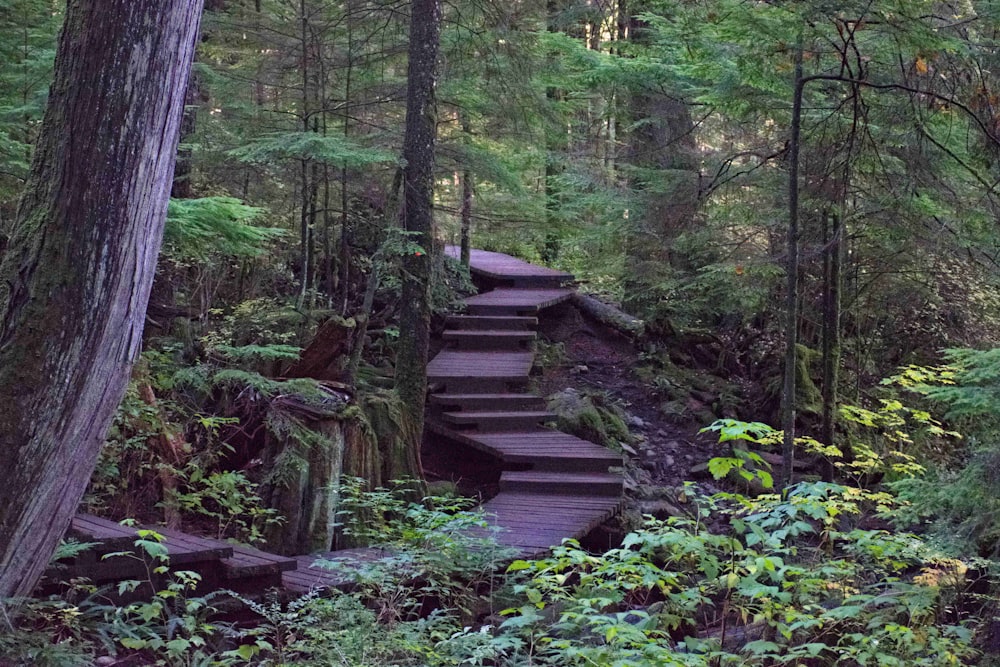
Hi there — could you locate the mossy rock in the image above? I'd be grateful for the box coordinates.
[547,388,633,449]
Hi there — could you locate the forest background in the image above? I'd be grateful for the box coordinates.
[5,0,1000,664]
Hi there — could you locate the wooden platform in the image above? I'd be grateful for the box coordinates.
[429,249,623,558]
[49,514,388,599]
[445,246,573,288]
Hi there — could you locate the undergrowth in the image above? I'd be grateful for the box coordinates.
[4,473,994,666]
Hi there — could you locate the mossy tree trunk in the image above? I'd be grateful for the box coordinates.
[0,0,202,600]
[392,0,441,483]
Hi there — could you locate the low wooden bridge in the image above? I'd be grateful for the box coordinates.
[51,248,623,596]
[428,247,623,557]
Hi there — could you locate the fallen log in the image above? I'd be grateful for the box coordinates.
[571,292,645,338]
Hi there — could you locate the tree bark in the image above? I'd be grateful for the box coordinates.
[781,44,804,490]
[392,0,441,482]
[460,114,472,268]
[821,211,845,465]
[0,0,202,600]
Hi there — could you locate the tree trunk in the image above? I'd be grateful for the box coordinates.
[392,0,442,483]
[781,44,804,490]
[460,115,472,268]
[0,0,202,600]
[821,211,846,465]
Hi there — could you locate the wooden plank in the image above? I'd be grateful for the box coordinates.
[221,544,298,579]
[464,288,573,313]
[445,246,573,286]
[499,470,622,495]
[445,315,538,330]
[427,351,533,383]
[429,393,546,410]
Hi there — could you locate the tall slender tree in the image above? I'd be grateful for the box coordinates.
[0,0,203,600]
[393,0,442,480]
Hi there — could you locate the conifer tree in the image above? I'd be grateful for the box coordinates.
[0,0,203,600]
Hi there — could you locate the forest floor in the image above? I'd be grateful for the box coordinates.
[533,303,729,514]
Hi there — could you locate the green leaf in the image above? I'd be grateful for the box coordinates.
[120,637,147,650]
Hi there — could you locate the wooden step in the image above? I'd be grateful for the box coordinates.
[464,288,573,315]
[54,515,235,584]
[443,330,536,350]
[441,410,555,430]
[430,393,546,411]
[427,351,533,393]
[221,543,298,594]
[426,423,623,472]
[222,544,298,579]
[445,315,538,330]
[445,246,574,288]
[499,471,623,496]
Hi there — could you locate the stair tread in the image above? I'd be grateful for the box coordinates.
[443,329,536,337]
[446,315,538,323]
[501,470,622,482]
[443,410,554,418]
[430,393,542,401]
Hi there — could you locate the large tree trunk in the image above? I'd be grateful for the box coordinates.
[392,0,441,483]
[0,0,203,601]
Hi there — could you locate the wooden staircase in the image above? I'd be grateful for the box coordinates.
[49,248,623,600]
[427,247,624,557]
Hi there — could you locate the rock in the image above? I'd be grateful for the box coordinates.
[95,658,117,666]
[628,415,647,428]
[620,442,638,457]
[663,440,680,451]
[574,364,590,374]
[690,461,710,477]
[662,454,675,468]
[638,499,685,519]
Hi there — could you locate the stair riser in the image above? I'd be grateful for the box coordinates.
[447,338,534,351]
[500,276,569,289]
[447,415,554,430]
[445,316,537,330]
[437,379,529,393]
[433,396,546,411]
[499,479,622,496]
[506,455,621,473]
[466,304,533,316]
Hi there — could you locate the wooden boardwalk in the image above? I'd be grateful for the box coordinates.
[429,246,623,557]
[50,247,621,599]
[51,514,382,597]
